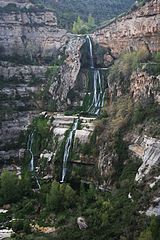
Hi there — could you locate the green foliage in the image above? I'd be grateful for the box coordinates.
[138,229,153,240]
[132,103,145,124]
[39,0,135,30]
[72,16,89,34]
[138,216,160,240]
[87,14,95,29]
[46,182,76,213]
[0,170,20,204]
[12,219,31,234]
[145,51,160,75]
[132,102,160,128]
[108,49,150,92]
[32,117,50,138]
[46,65,59,80]
[20,172,32,196]
[72,14,96,33]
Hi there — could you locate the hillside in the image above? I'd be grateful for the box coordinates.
[31,0,135,29]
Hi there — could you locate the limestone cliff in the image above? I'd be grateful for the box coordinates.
[0,0,68,61]
[0,0,68,162]
[92,0,160,62]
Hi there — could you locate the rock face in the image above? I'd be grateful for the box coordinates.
[77,217,88,230]
[133,136,160,182]
[51,113,95,143]
[0,0,68,162]
[93,0,160,58]
[0,1,68,60]
[49,35,85,110]
[130,71,160,104]
[0,61,49,162]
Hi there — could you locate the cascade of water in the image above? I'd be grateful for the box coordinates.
[27,130,41,190]
[27,131,35,172]
[60,118,79,183]
[86,35,94,68]
[86,36,105,115]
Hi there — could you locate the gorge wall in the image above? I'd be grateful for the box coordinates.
[0,0,68,162]
[93,0,160,62]
[0,0,68,61]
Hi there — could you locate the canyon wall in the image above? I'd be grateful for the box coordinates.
[0,0,68,60]
[0,1,68,162]
[93,0,160,59]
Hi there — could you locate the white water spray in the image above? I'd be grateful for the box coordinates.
[86,36,105,115]
[60,118,79,183]
[27,130,41,189]
[27,131,35,172]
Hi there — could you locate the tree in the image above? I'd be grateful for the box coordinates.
[20,172,32,196]
[46,182,76,212]
[0,170,20,204]
[72,16,86,34]
[138,228,153,240]
[87,14,95,29]
[72,15,95,34]
[46,181,62,212]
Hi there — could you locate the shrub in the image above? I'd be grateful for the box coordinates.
[12,219,31,234]
[46,182,76,213]
[108,49,150,89]
[0,170,20,204]
[132,104,145,124]
[32,117,50,138]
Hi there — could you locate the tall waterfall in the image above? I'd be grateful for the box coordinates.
[86,35,105,115]
[27,130,41,189]
[60,118,79,183]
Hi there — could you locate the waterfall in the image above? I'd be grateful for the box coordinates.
[86,35,105,115]
[27,130,41,189]
[60,118,79,183]
[86,35,94,68]
[27,131,35,172]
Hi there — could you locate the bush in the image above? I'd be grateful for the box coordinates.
[12,219,31,234]
[0,170,20,204]
[32,117,50,138]
[46,182,76,213]
[132,104,145,124]
[145,51,160,75]
[108,49,150,90]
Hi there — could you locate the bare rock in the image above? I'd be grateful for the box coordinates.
[77,217,88,230]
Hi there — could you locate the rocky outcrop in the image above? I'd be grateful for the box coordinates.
[133,136,160,182]
[50,113,95,143]
[93,0,160,60]
[0,1,68,61]
[130,71,160,104]
[49,36,85,110]
[98,142,118,185]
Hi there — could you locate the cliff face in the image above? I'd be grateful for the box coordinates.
[130,71,160,104]
[0,1,68,61]
[93,0,160,60]
[49,35,85,110]
[0,62,48,162]
[0,1,68,162]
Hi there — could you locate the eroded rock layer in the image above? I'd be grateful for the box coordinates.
[93,0,160,59]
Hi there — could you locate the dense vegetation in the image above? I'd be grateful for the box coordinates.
[30,0,135,29]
